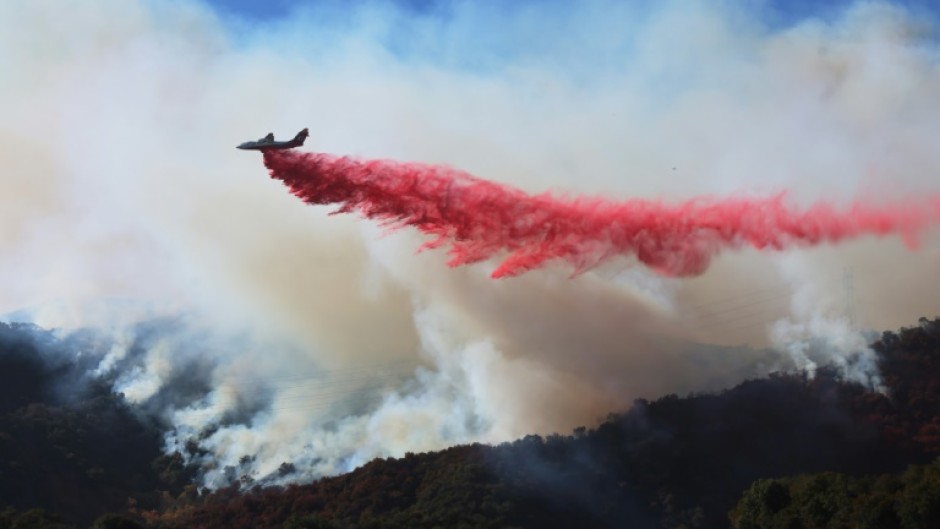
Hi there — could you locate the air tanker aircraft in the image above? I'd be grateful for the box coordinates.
[237,128,309,151]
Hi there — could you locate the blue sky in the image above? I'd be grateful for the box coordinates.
[201,0,938,27]
[196,0,940,75]
[202,0,439,22]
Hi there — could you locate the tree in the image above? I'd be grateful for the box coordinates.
[90,514,143,529]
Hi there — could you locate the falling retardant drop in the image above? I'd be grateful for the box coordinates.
[263,150,940,278]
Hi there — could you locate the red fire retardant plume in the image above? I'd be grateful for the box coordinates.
[263,150,940,278]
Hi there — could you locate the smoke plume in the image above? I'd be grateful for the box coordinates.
[3,0,940,488]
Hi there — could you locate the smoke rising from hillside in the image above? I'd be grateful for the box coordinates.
[2,0,940,486]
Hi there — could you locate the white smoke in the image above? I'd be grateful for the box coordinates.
[769,253,883,388]
[2,0,939,486]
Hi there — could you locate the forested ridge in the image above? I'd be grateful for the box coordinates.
[2,318,939,528]
[0,323,193,529]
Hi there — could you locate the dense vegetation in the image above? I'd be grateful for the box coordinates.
[730,459,940,529]
[0,323,193,528]
[1,317,939,528]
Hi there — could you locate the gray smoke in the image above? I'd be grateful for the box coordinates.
[2,0,939,487]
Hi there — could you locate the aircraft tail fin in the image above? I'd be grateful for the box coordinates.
[294,128,309,146]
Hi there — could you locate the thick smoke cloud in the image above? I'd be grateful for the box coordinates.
[2,0,940,486]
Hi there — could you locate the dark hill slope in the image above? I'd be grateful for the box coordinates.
[1,317,938,528]
[0,323,193,527]
[152,319,940,529]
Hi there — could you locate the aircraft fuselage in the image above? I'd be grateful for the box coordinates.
[237,128,309,151]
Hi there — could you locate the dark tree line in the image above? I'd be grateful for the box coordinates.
[731,458,940,529]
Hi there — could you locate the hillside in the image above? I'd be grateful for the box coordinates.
[0,323,194,527]
[150,319,940,529]
[1,318,939,528]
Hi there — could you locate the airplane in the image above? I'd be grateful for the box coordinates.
[236,128,309,150]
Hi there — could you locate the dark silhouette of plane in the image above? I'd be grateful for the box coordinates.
[237,128,309,150]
